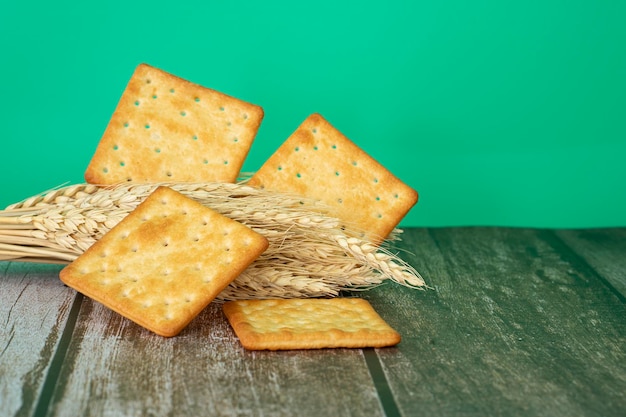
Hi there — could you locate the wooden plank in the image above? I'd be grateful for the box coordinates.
[46,297,385,417]
[0,262,77,417]
[362,228,626,417]
[555,228,626,298]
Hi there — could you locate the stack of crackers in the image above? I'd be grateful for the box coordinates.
[60,64,418,348]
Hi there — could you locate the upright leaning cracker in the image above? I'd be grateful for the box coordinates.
[223,298,401,350]
[60,186,269,337]
[248,113,418,243]
[85,63,264,184]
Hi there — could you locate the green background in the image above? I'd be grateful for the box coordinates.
[1,1,624,227]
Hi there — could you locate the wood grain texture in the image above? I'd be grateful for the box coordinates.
[2,228,625,417]
[362,228,626,417]
[556,228,626,299]
[0,262,75,417]
[46,298,385,417]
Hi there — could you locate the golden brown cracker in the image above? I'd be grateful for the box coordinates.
[60,186,269,337]
[85,63,263,184]
[223,298,401,350]
[248,113,418,243]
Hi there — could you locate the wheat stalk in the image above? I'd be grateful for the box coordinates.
[0,182,425,300]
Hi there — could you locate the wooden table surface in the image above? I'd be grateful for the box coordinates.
[1,227,625,417]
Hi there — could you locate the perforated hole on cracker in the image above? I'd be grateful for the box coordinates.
[59,186,269,337]
[248,113,418,243]
[85,63,264,184]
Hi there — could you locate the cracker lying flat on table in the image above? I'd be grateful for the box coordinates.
[247,113,418,243]
[59,186,269,337]
[223,298,401,350]
[85,63,264,184]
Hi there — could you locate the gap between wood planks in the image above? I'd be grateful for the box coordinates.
[32,293,84,417]
[363,348,402,417]
[546,230,626,304]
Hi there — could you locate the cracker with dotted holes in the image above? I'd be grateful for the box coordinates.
[85,63,264,184]
[223,298,401,350]
[59,186,269,337]
[247,113,418,243]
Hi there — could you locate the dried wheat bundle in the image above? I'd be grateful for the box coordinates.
[0,182,424,300]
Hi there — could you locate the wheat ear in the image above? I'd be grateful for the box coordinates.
[0,182,424,300]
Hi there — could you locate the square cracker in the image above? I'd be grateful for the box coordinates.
[247,113,418,243]
[85,63,264,184]
[59,186,269,337]
[222,298,401,350]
